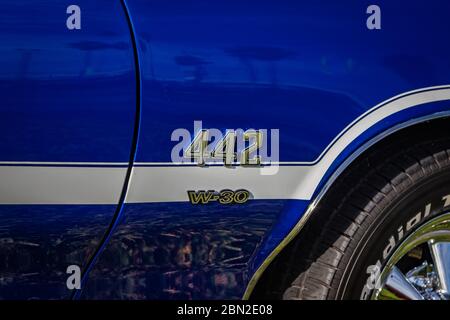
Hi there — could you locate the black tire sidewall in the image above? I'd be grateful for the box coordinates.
[337,169,450,299]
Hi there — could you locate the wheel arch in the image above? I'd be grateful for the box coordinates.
[245,112,450,299]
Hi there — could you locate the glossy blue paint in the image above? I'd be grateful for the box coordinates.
[80,201,284,299]
[249,200,310,275]
[1,0,450,300]
[0,1,137,299]
[0,1,137,162]
[124,0,450,163]
[0,205,116,299]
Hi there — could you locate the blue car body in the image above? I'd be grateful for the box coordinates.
[0,0,450,299]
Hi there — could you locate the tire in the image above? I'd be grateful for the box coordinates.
[282,136,450,300]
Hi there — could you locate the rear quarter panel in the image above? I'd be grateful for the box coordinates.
[76,0,450,299]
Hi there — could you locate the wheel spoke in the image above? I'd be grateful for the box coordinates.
[382,266,424,300]
[429,241,450,298]
[373,214,450,300]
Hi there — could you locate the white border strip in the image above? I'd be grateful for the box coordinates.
[126,86,450,203]
[0,166,127,204]
[1,86,449,204]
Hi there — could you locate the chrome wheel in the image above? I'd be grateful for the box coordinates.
[372,213,450,300]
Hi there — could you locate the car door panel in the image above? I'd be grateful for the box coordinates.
[0,1,137,299]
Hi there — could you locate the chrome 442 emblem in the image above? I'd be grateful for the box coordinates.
[171,121,280,167]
